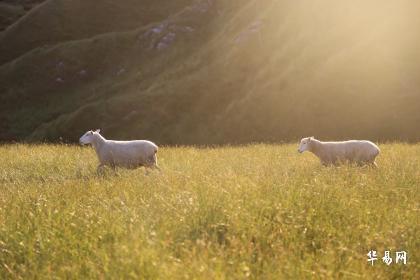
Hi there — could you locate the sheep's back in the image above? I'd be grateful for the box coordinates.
[103,140,157,164]
[320,141,379,160]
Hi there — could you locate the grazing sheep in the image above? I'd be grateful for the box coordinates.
[298,137,380,166]
[79,129,160,172]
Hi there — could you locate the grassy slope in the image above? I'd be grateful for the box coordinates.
[0,2,24,31]
[0,0,46,31]
[0,0,192,64]
[0,0,420,143]
[0,144,418,278]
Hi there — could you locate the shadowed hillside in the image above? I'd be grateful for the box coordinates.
[0,0,193,65]
[0,0,46,31]
[0,0,419,144]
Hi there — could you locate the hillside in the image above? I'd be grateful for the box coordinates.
[0,0,46,31]
[0,0,192,65]
[0,0,420,144]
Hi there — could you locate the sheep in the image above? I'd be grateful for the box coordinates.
[79,129,160,172]
[298,137,380,166]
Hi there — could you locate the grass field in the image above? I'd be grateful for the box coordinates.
[0,143,418,279]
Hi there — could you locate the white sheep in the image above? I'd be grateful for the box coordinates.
[79,129,160,172]
[298,137,380,166]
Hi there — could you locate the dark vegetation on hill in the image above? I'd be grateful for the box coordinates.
[0,0,419,144]
[0,0,45,31]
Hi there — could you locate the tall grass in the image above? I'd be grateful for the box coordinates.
[0,144,418,279]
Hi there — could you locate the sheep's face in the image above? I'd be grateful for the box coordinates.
[79,131,95,145]
[298,137,313,153]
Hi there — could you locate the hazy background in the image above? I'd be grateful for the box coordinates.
[0,0,419,144]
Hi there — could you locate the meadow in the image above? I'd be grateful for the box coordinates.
[0,143,418,279]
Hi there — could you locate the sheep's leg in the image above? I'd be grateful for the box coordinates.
[147,165,161,174]
[97,164,105,175]
[150,163,161,171]
[153,154,162,171]
[356,161,365,167]
[144,166,151,176]
[143,164,160,175]
[144,154,161,172]
[321,160,331,167]
[151,154,160,171]
[154,165,161,172]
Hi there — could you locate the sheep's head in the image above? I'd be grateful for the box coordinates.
[298,136,314,153]
[79,129,100,145]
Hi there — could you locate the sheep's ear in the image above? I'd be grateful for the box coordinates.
[95,129,101,133]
